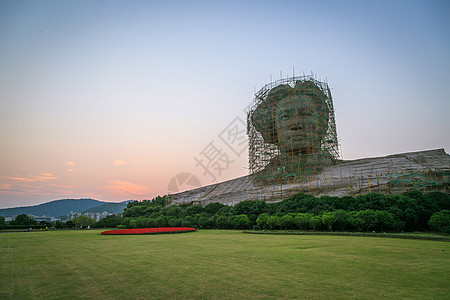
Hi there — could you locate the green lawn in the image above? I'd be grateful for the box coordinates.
[1,230,449,299]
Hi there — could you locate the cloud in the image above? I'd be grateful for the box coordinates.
[0,182,73,196]
[114,160,128,166]
[0,183,12,189]
[106,180,148,196]
[66,169,74,172]
[49,183,75,189]
[3,173,56,182]
[65,161,76,166]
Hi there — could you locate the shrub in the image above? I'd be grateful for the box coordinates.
[231,215,252,229]
[267,215,282,230]
[10,214,38,226]
[71,215,95,227]
[92,215,122,228]
[216,215,229,229]
[293,213,313,230]
[101,227,196,235]
[281,214,296,230]
[309,216,321,231]
[256,213,270,229]
[253,225,261,231]
[428,210,450,233]
[322,212,335,231]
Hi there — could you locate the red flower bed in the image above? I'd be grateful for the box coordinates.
[101,227,196,235]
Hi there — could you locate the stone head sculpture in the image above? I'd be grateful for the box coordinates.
[249,79,335,180]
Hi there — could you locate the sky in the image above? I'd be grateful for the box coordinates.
[0,0,449,208]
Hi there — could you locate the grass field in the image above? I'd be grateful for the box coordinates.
[1,230,449,299]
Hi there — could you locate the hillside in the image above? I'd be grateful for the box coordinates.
[80,202,128,214]
[0,199,108,217]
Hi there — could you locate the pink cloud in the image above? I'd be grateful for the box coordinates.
[0,183,73,196]
[106,180,148,196]
[3,173,56,182]
[114,160,128,166]
[49,183,75,189]
[0,183,12,189]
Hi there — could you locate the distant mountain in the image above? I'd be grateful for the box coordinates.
[80,202,128,214]
[0,199,112,217]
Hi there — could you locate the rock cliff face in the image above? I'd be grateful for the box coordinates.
[169,149,450,206]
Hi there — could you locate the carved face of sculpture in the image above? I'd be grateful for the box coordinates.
[275,92,328,154]
[252,81,329,155]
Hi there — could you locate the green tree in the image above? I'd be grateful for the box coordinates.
[186,205,203,216]
[123,205,153,218]
[161,206,182,218]
[204,202,226,215]
[428,210,450,233]
[275,193,317,214]
[332,210,349,231]
[426,192,450,211]
[231,215,252,229]
[129,219,137,228]
[321,212,336,231]
[232,200,267,216]
[281,214,295,230]
[168,217,181,227]
[92,215,122,228]
[309,216,321,231]
[373,210,395,232]
[0,215,5,226]
[155,216,167,227]
[358,210,378,231]
[135,216,148,228]
[388,195,421,231]
[256,213,270,229]
[71,215,95,227]
[267,215,282,230]
[354,193,387,211]
[293,213,312,230]
[11,214,38,226]
[54,220,64,229]
[181,216,193,227]
[348,212,366,232]
[198,216,214,229]
[216,215,229,229]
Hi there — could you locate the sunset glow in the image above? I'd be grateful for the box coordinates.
[0,1,449,208]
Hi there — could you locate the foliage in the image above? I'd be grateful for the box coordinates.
[204,202,227,215]
[92,214,122,228]
[117,191,450,233]
[101,227,196,235]
[54,220,64,229]
[71,215,96,227]
[10,214,38,226]
[428,210,450,233]
[232,200,267,216]
[231,215,252,229]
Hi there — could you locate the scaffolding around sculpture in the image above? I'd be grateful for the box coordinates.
[247,74,340,186]
[168,74,449,206]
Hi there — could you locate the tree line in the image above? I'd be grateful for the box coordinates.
[2,191,449,233]
[112,191,450,233]
[0,214,98,230]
